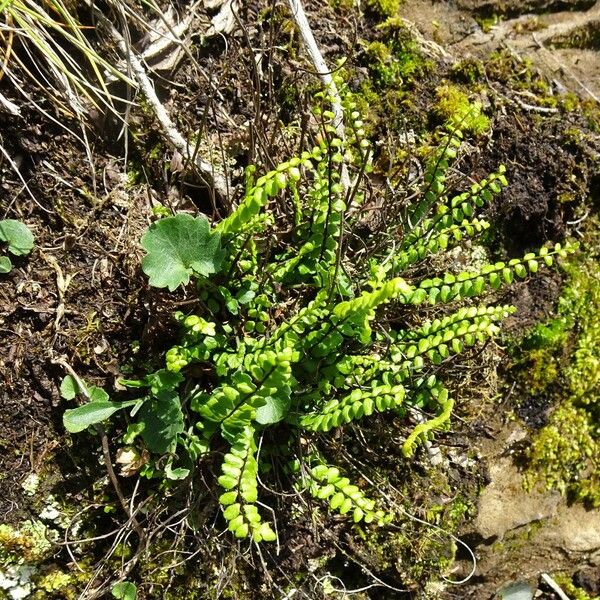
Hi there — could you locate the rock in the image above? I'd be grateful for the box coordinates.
[475,456,561,540]
[497,580,534,600]
[547,505,600,552]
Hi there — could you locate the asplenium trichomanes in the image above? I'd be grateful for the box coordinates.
[63,78,576,542]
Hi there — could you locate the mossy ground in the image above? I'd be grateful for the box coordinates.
[511,216,600,507]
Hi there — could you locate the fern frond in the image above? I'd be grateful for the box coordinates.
[392,217,491,273]
[408,129,462,229]
[218,426,276,541]
[402,386,454,457]
[298,383,406,432]
[407,242,578,306]
[390,165,507,275]
[333,277,413,319]
[216,154,312,238]
[305,463,391,525]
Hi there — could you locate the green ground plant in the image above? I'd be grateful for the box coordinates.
[0,219,34,273]
[366,0,402,18]
[552,573,599,600]
[111,581,137,599]
[62,80,575,545]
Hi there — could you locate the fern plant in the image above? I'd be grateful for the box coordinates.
[63,79,575,542]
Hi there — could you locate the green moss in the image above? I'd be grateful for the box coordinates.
[352,18,431,152]
[363,18,429,90]
[522,218,600,506]
[553,574,599,600]
[486,49,551,96]
[580,99,600,132]
[35,571,72,594]
[126,161,144,187]
[329,0,354,10]
[522,318,568,351]
[364,41,396,88]
[451,59,486,85]
[0,522,81,600]
[366,0,402,18]
[521,348,560,395]
[356,490,473,595]
[483,49,597,118]
[278,78,303,120]
[560,92,581,113]
[527,404,598,502]
[515,318,567,394]
[475,14,500,33]
[548,23,600,51]
[433,84,490,136]
[0,522,53,566]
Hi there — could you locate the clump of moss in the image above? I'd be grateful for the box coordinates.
[0,522,53,566]
[559,92,581,113]
[34,570,73,597]
[516,318,567,394]
[329,0,354,10]
[486,49,551,97]
[363,18,429,89]
[580,98,600,132]
[364,41,397,87]
[549,22,600,51]
[451,59,486,85]
[475,13,500,33]
[552,573,598,600]
[366,0,402,18]
[433,84,490,136]
[0,521,71,600]
[527,403,597,502]
[482,48,600,120]
[350,18,431,154]
[522,218,600,506]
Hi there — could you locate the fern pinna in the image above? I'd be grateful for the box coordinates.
[67,79,575,542]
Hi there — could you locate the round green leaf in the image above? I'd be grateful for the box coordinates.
[218,474,238,490]
[219,491,237,506]
[0,256,12,273]
[111,582,137,600]
[223,503,241,521]
[60,375,81,400]
[141,214,225,291]
[0,220,34,256]
[259,523,277,542]
[255,394,291,425]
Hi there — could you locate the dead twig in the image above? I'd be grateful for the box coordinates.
[287,0,349,191]
[88,3,230,202]
[541,573,571,600]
